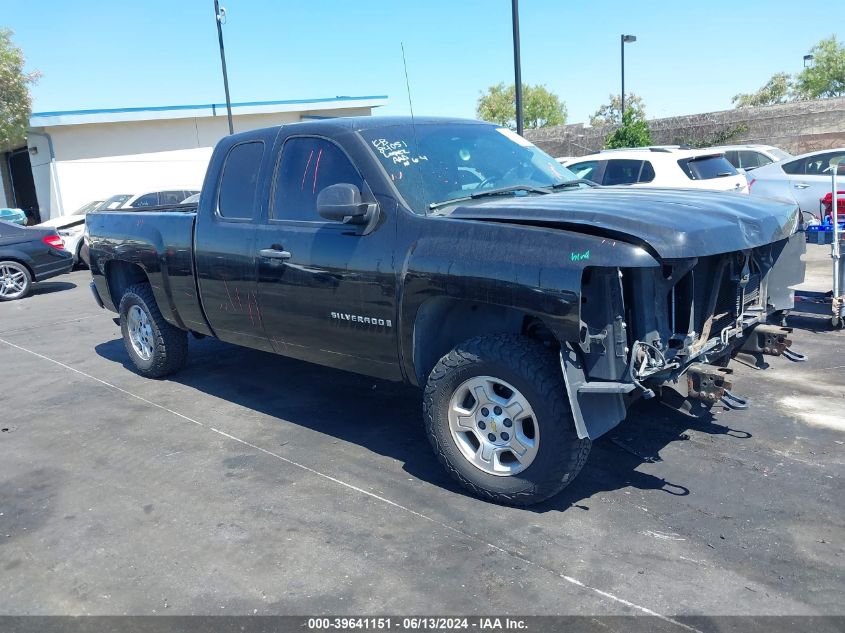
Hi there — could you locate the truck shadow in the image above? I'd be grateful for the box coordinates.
[95,336,753,513]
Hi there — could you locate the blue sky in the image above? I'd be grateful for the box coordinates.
[3,0,843,125]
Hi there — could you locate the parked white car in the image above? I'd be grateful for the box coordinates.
[707,144,792,172]
[36,200,103,266]
[563,147,748,193]
[748,148,845,222]
[100,188,201,210]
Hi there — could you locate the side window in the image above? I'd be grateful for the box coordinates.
[160,190,185,205]
[272,137,363,222]
[218,141,265,219]
[742,151,770,168]
[724,151,739,168]
[602,159,642,185]
[567,160,598,181]
[781,157,804,175]
[809,151,845,175]
[131,193,159,208]
[639,161,656,183]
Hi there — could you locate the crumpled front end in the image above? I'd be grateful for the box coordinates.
[562,231,807,440]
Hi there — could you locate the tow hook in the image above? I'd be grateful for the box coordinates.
[741,324,807,362]
[720,389,749,410]
[687,363,733,405]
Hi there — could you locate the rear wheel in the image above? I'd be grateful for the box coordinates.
[0,261,32,301]
[119,283,188,378]
[423,334,591,506]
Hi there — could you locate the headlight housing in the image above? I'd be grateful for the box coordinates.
[58,225,84,237]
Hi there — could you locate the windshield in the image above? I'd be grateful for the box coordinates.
[73,200,104,215]
[769,148,792,162]
[359,123,577,213]
[98,194,131,210]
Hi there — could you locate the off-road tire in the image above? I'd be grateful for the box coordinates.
[423,334,591,506]
[119,283,188,378]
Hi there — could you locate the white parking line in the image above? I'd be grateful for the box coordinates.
[0,335,700,630]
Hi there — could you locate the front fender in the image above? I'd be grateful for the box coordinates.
[398,216,659,383]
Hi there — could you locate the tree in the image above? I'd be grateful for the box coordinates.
[604,108,652,149]
[794,35,845,99]
[589,93,646,126]
[0,29,39,152]
[476,83,567,130]
[732,72,792,108]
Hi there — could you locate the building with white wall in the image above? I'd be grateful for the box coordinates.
[12,95,386,222]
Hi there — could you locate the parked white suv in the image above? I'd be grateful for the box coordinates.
[563,148,749,193]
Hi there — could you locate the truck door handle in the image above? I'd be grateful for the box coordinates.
[259,247,292,260]
[794,183,810,189]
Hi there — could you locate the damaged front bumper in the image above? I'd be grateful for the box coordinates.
[561,231,807,440]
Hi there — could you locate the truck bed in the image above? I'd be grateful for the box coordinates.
[86,209,209,334]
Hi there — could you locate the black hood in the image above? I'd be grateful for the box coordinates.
[448,187,799,259]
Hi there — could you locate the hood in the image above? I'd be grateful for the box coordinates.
[448,187,799,259]
[38,215,85,229]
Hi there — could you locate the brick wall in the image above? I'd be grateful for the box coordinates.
[525,97,845,158]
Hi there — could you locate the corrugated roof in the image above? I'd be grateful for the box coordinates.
[30,95,388,127]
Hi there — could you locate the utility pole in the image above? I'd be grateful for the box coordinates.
[511,0,524,136]
[620,34,637,118]
[214,0,234,135]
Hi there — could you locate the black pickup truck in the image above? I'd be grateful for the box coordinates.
[87,117,806,505]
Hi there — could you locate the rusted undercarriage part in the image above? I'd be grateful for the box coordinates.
[686,363,748,410]
[740,324,807,362]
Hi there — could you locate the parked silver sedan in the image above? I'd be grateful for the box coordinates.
[748,148,845,222]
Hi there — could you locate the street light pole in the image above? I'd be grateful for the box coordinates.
[804,54,815,68]
[214,0,234,135]
[511,0,524,136]
[620,34,636,118]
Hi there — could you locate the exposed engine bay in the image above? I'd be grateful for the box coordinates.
[562,231,807,440]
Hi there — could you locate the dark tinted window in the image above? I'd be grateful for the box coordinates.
[678,156,738,180]
[567,160,599,181]
[723,150,739,168]
[738,150,770,169]
[639,161,655,183]
[272,137,362,221]
[160,191,185,205]
[781,157,804,175]
[131,193,159,207]
[602,159,642,185]
[783,152,845,175]
[218,141,265,219]
[805,151,845,175]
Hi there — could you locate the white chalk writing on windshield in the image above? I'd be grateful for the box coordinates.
[371,139,428,167]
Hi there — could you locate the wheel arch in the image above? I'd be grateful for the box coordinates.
[410,296,559,387]
[0,255,35,279]
[104,260,150,310]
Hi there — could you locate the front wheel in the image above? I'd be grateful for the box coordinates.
[423,334,591,506]
[119,283,188,378]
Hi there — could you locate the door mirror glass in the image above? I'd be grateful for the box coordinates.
[317,183,373,224]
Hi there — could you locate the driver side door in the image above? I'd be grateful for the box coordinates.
[254,134,401,380]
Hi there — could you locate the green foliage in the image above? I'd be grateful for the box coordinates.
[476,83,567,130]
[732,72,792,108]
[794,35,845,98]
[673,123,750,149]
[590,93,646,126]
[604,108,652,149]
[0,29,39,152]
